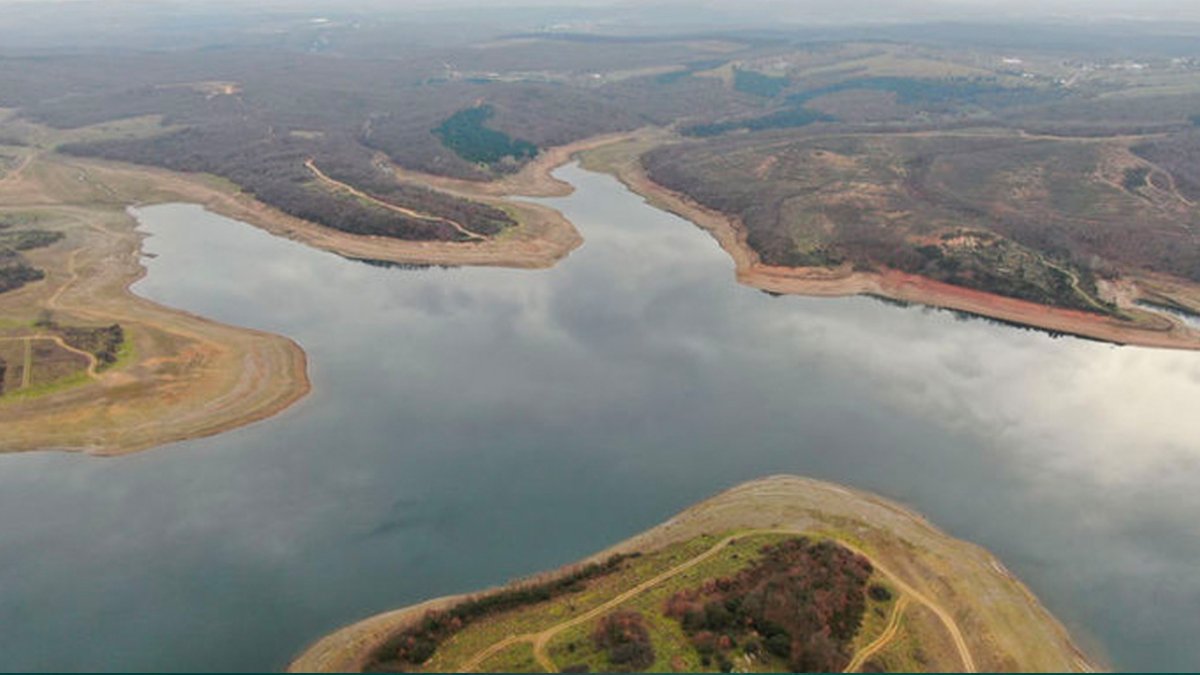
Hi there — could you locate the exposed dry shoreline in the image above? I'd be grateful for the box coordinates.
[66,156,580,271]
[0,131,625,454]
[0,152,311,455]
[289,475,1099,673]
[7,123,1195,454]
[581,132,1200,351]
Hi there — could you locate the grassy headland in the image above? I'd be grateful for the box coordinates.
[289,475,1097,673]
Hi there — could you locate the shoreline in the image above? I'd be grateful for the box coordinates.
[0,154,312,456]
[583,134,1200,351]
[66,156,585,271]
[288,474,1100,673]
[0,132,621,455]
[12,124,1195,454]
[110,133,646,272]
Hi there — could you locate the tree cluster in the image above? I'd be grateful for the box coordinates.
[34,317,125,366]
[591,611,655,672]
[663,537,872,673]
[0,229,63,252]
[433,105,538,168]
[0,258,44,294]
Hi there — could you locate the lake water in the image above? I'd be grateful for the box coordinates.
[1,164,1199,672]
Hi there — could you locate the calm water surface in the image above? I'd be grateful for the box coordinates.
[1,164,1199,671]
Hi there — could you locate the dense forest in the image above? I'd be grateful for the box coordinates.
[732,68,789,98]
[433,105,538,169]
[60,127,508,241]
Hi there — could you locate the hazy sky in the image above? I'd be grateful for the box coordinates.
[1,0,1198,19]
[2,0,1200,30]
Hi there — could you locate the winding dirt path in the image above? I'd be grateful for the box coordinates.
[842,542,976,674]
[1035,254,1111,314]
[20,337,31,388]
[460,533,744,672]
[457,530,975,674]
[46,247,83,311]
[305,159,488,241]
[845,596,910,672]
[0,334,101,381]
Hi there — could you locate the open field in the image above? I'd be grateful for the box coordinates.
[583,130,1200,350]
[290,475,1097,673]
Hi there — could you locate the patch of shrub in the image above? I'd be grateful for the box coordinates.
[868,584,893,602]
[664,537,872,673]
[592,611,655,672]
[35,318,124,366]
[0,229,63,252]
[0,259,45,294]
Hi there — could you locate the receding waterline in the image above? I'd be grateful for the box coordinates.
[0,164,1197,671]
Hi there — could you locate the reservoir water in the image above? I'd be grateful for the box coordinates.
[1,164,1199,671]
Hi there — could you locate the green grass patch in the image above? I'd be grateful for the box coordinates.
[0,369,90,403]
[850,580,899,654]
[415,536,726,672]
[478,641,541,673]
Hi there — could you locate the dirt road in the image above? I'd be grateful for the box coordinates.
[305,159,487,241]
[845,596,910,672]
[457,529,975,674]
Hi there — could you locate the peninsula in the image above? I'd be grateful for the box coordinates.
[290,475,1098,673]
